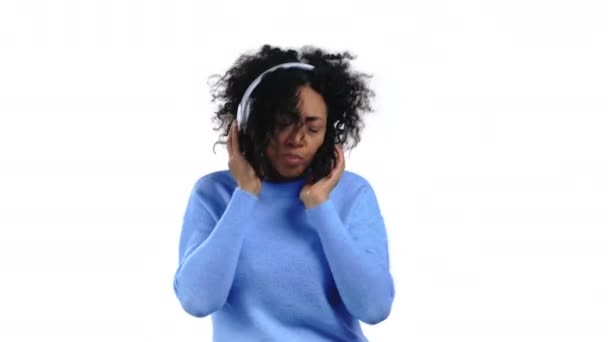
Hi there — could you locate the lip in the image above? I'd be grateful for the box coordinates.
[282,153,304,166]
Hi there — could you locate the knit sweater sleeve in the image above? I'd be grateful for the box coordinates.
[173,177,257,318]
[305,182,395,325]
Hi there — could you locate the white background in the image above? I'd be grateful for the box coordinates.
[1,0,607,341]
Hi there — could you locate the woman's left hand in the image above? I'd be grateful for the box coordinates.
[300,146,345,209]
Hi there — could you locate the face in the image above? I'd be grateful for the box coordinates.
[264,85,328,181]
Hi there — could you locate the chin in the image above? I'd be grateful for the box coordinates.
[279,170,303,178]
[276,166,307,179]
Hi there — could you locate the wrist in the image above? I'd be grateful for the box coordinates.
[303,195,328,209]
[239,183,260,196]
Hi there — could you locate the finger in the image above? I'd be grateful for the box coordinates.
[230,120,241,156]
[329,146,340,168]
[329,146,345,180]
[227,121,234,158]
[337,146,345,171]
[232,120,242,155]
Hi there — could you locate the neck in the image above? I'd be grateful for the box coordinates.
[263,173,306,183]
[259,174,307,198]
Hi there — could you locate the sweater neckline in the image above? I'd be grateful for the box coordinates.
[259,177,307,198]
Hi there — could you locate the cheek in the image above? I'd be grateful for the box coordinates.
[313,134,326,150]
[265,141,280,162]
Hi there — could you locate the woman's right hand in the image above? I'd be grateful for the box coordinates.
[227,120,262,196]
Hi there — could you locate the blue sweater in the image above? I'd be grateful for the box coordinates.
[173,170,395,341]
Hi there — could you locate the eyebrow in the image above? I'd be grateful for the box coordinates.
[303,115,323,123]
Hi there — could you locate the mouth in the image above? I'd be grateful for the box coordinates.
[282,154,304,166]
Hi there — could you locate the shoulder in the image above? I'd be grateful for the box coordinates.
[331,170,384,220]
[335,170,374,193]
[190,170,237,200]
[332,170,378,204]
[193,170,235,188]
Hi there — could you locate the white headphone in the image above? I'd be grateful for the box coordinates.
[236,62,315,131]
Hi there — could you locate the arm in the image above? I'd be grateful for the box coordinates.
[305,184,395,325]
[173,181,258,318]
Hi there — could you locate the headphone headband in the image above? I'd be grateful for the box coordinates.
[236,62,315,131]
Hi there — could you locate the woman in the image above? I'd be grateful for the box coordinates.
[173,44,395,341]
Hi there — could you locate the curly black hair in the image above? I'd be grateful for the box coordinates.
[209,44,375,182]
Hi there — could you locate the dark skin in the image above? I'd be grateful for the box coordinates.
[227,86,345,208]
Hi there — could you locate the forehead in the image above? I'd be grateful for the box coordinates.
[297,86,327,120]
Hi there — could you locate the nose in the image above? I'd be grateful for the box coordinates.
[286,122,305,146]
